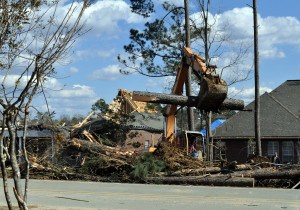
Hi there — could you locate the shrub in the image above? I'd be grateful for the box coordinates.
[130,153,165,180]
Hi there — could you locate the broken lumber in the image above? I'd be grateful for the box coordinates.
[145,175,254,187]
[72,111,95,129]
[82,130,97,142]
[292,180,300,189]
[132,91,244,111]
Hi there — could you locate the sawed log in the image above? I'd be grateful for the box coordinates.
[248,168,300,179]
[132,91,244,111]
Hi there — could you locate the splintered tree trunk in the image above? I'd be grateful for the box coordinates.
[132,91,244,111]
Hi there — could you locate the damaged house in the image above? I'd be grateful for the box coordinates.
[214,80,300,164]
[73,89,164,152]
[110,89,163,152]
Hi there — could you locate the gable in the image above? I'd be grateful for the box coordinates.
[215,80,300,139]
[269,80,300,117]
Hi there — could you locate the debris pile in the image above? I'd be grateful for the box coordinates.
[153,140,204,170]
[22,134,300,189]
[11,119,299,189]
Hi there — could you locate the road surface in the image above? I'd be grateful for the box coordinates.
[0,179,299,209]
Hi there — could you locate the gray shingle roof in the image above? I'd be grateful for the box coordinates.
[128,112,164,131]
[214,80,300,139]
[2,129,53,138]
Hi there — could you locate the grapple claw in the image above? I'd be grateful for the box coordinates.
[197,76,228,112]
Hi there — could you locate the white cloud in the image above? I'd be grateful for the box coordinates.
[145,77,172,91]
[228,86,273,105]
[75,49,116,60]
[154,0,183,7]
[90,64,122,80]
[259,49,285,59]
[0,74,97,117]
[0,74,29,89]
[82,0,143,36]
[69,67,79,73]
[43,77,64,89]
[33,82,97,117]
[57,84,96,98]
[192,7,300,60]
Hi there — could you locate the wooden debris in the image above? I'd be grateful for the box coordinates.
[72,111,95,129]
[82,130,97,142]
[22,127,299,189]
[292,180,300,189]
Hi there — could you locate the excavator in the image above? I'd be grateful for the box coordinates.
[132,47,229,154]
[164,47,227,144]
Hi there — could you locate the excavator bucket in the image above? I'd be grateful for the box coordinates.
[197,75,228,112]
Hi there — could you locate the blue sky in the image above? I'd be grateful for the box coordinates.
[31,0,300,118]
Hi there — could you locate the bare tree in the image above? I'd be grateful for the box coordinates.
[0,1,89,209]
[252,0,262,156]
[184,0,195,133]
[192,0,252,162]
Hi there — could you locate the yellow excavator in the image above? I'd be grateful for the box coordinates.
[164,47,228,143]
[132,47,228,153]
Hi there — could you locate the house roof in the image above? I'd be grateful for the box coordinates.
[128,112,164,132]
[2,129,53,138]
[214,80,300,139]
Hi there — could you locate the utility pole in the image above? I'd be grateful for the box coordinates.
[184,0,195,132]
[253,0,262,156]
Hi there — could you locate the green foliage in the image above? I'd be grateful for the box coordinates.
[132,141,142,148]
[118,1,188,77]
[121,1,251,86]
[131,153,165,179]
[128,131,139,139]
[130,0,154,18]
[81,156,107,175]
[145,103,163,112]
[100,137,116,147]
[92,98,109,113]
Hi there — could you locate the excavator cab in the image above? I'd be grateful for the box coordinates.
[175,131,204,158]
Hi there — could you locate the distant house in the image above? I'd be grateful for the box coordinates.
[125,112,163,152]
[105,89,164,152]
[2,127,54,160]
[214,80,300,164]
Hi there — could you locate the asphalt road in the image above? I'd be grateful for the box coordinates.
[0,179,299,210]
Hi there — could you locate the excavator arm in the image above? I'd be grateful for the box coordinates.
[164,47,228,142]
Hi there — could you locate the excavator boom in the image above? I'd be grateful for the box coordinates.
[164,47,228,142]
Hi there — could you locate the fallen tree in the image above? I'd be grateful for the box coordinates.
[246,167,300,179]
[132,91,245,111]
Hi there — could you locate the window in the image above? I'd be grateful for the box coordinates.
[144,140,150,150]
[282,141,294,163]
[248,139,256,155]
[214,141,226,161]
[267,141,279,157]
